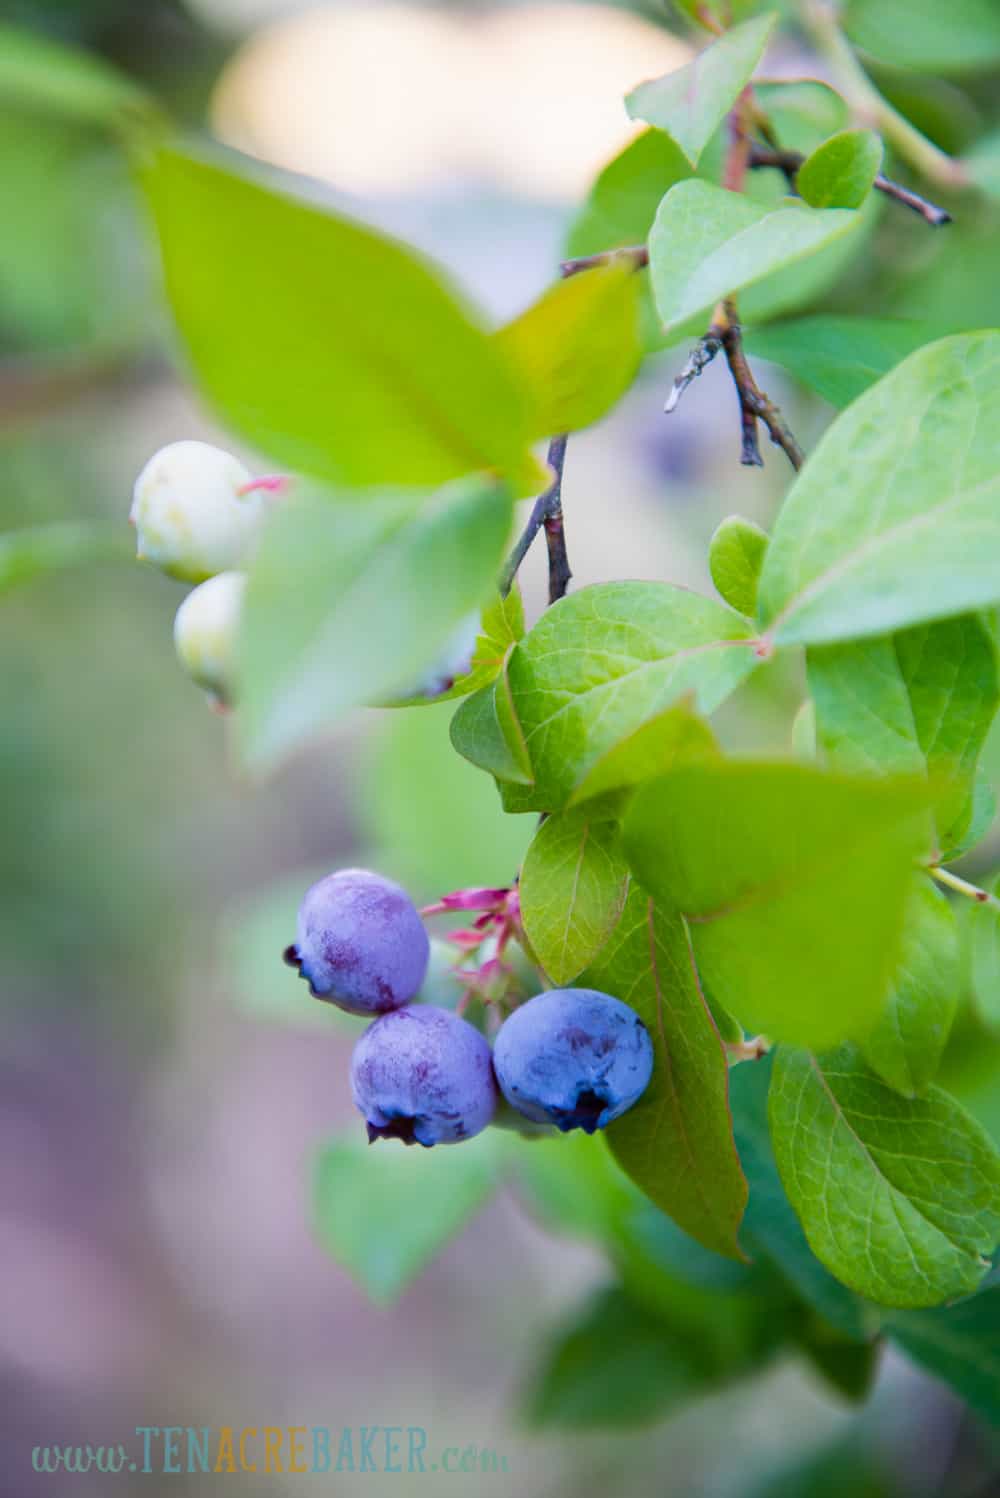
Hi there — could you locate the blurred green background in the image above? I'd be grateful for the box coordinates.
[4,2,1000,1494]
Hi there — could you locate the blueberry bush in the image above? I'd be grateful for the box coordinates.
[8,0,1000,1448]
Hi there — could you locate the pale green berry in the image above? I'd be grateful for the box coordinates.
[130,440,266,582]
[173,571,246,707]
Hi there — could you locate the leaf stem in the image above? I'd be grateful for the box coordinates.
[929,865,1000,911]
[797,0,968,191]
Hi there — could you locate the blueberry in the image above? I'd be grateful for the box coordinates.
[350,1006,497,1146]
[284,869,429,1015]
[492,988,654,1134]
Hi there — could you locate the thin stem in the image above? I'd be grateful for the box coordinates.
[929,865,1000,911]
[725,1035,770,1062]
[559,245,648,279]
[719,300,805,471]
[542,434,572,604]
[748,145,952,227]
[798,0,968,190]
[664,321,724,414]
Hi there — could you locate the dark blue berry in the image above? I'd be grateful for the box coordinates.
[492,988,653,1134]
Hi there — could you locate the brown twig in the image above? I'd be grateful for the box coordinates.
[559,245,649,279]
[717,300,804,471]
[748,144,952,226]
[500,434,572,603]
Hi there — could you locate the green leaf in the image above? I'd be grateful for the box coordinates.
[769,1045,1000,1307]
[493,264,642,436]
[966,130,1000,200]
[860,877,959,1097]
[143,144,544,493]
[795,1318,881,1402]
[744,316,938,409]
[623,762,931,1049]
[519,810,629,985]
[887,1285,1000,1427]
[505,581,757,809]
[240,478,513,767]
[0,523,128,596]
[565,129,698,259]
[386,584,525,707]
[648,180,859,336]
[523,1286,715,1429]
[807,613,1000,857]
[626,14,777,167]
[796,129,883,209]
[312,1129,501,1303]
[0,21,156,131]
[960,872,1000,1030]
[581,886,749,1260]
[844,0,1000,75]
[758,332,1000,645]
[730,1055,875,1341]
[449,642,534,786]
[754,80,849,157]
[708,515,770,617]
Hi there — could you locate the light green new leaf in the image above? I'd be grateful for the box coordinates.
[754,80,849,157]
[240,478,513,766]
[960,872,1000,1030]
[0,21,156,131]
[729,1055,875,1340]
[770,1045,1000,1308]
[744,316,937,409]
[758,333,1000,645]
[648,181,859,335]
[505,581,757,809]
[565,129,699,259]
[623,763,931,1048]
[386,584,525,708]
[143,145,544,493]
[449,643,534,786]
[581,886,748,1260]
[312,1129,501,1303]
[494,264,642,437]
[887,1286,1000,1427]
[520,811,629,984]
[626,14,777,167]
[708,515,770,617]
[807,613,1000,856]
[860,877,959,1097]
[0,523,128,596]
[797,129,883,210]
[844,0,1000,75]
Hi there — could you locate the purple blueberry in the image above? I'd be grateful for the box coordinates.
[350,1006,497,1146]
[492,988,654,1134]
[284,868,429,1015]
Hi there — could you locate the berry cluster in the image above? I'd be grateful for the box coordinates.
[284,868,654,1147]
[129,439,284,708]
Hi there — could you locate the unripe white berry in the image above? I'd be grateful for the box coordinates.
[130,440,266,582]
[173,571,247,707]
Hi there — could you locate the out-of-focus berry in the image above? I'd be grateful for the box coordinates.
[173,570,246,708]
[130,440,266,582]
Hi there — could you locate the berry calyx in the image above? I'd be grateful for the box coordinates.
[284,868,429,1016]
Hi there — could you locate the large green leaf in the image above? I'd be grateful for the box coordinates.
[887,1285,1000,1426]
[0,21,155,130]
[581,886,748,1260]
[770,1045,1000,1307]
[757,333,1000,646]
[143,145,544,492]
[860,877,959,1097]
[493,264,641,437]
[796,129,883,210]
[807,613,1000,857]
[844,0,1000,74]
[729,1056,876,1340]
[504,581,757,809]
[744,316,938,409]
[648,181,859,336]
[312,1129,501,1303]
[625,13,777,167]
[623,762,931,1048]
[519,810,629,985]
[240,478,513,766]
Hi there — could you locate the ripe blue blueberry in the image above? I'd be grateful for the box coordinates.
[284,868,429,1015]
[350,1005,497,1146]
[492,988,653,1134]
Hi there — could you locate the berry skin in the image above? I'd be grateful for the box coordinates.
[130,440,266,582]
[492,988,654,1134]
[350,1005,497,1146]
[284,869,429,1016]
[173,570,246,708]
